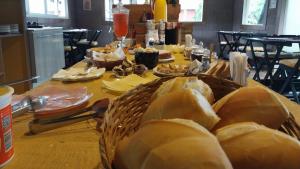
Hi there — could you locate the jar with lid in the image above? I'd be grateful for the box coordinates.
[202,49,211,71]
[191,47,204,62]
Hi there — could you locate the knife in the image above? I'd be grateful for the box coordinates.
[28,98,109,134]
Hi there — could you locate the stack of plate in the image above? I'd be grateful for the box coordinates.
[0,24,10,34]
[10,24,19,33]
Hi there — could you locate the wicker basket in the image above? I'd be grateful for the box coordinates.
[98,74,300,169]
[92,59,124,71]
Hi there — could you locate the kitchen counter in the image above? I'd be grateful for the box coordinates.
[27,27,63,31]
[27,27,65,86]
[6,53,300,169]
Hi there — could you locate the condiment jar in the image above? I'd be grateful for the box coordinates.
[202,49,211,71]
[191,47,204,62]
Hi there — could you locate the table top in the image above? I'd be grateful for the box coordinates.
[247,37,300,45]
[63,29,88,33]
[218,31,262,36]
[6,53,300,169]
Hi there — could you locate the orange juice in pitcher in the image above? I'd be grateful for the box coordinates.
[152,0,167,22]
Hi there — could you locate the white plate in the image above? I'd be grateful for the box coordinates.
[159,55,175,63]
[153,66,186,77]
[52,67,105,82]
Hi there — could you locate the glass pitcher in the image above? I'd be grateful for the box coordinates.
[112,0,129,48]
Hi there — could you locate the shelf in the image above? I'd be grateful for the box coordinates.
[0,33,23,38]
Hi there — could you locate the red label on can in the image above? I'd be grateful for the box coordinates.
[0,105,14,165]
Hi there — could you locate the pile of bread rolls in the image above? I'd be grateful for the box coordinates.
[113,77,300,169]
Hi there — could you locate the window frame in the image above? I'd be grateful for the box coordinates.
[241,0,269,30]
[178,0,206,23]
[25,0,69,19]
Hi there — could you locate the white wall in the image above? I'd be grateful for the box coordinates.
[282,0,300,52]
[283,0,300,34]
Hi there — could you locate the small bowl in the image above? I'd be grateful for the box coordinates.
[135,52,159,69]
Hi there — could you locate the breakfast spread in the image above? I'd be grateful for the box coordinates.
[6,2,300,168]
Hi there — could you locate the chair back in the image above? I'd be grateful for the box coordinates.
[89,30,102,46]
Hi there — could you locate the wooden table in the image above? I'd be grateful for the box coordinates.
[6,53,300,169]
[247,37,300,83]
[217,31,267,58]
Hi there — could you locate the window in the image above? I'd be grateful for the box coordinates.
[105,0,205,22]
[179,0,204,22]
[105,0,146,21]
[26,0,69,18]
[242,0,268,25]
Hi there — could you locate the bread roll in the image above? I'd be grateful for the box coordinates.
[216,122,300,169]
[152,77,215,104]
[114,119,233,169]
[142,89,220,130]
[212,86,289,130]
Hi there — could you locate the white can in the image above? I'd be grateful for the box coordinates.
[0,86,14,168]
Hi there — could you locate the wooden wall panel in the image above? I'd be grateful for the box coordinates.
[2,37,30,93]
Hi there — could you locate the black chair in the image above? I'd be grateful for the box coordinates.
[77,30,102,55]
[238,33,268,53]
[217,31,235,59]
[278,57,300,103]
[64,31,87,68]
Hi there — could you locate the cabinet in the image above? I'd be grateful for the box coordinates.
[0,0,31,93]
[28,28,65,86]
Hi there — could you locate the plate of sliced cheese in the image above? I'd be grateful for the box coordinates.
[102,74,158,94]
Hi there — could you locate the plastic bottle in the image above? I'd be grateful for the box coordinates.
[152,0,167,22]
